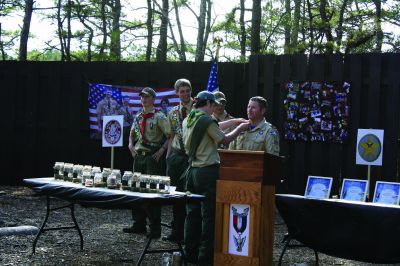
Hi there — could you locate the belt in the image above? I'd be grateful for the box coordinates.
[137,150,152,156]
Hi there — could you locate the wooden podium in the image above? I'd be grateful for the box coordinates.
[214,150,283,266]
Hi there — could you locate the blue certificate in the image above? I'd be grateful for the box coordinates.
[305,176,333,199]
[340,179,368,202]
[373,181,400,205]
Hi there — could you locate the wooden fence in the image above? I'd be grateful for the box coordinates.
[249,54,400,195]
[1,54,399,197]
[1,61,247,185]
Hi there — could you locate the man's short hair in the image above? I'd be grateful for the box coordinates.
[174,78,192,92]
[250,96,267,110]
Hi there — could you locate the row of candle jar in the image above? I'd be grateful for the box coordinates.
[96,172,170,193]
[53,162,170,193]
[53,162,120,184]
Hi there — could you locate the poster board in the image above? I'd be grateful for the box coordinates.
[373,181,400,205]
[304,176,333,199]
[356,129,384,166]
[102,115,124,147]
[340,178,368,202]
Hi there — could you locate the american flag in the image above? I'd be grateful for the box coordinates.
[88,83,178,137]
[206,60,219,92]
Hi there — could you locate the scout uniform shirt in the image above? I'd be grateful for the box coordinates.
[182,110,225,168]
[229,118,280,155]
[130,108,171,152]
[168,100,193,151]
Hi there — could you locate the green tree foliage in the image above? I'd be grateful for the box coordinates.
[1,0,399,61]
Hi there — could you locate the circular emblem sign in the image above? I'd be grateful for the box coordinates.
[357,134,381,162]
[104,120,122,145]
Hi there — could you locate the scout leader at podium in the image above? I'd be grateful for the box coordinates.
[126,87,171,238]
[229,96,280,155]
[182,91,249,265]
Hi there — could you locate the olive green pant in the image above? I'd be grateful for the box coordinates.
[166,150,188,236]
[184,164,219,265]
[131,152,164,231]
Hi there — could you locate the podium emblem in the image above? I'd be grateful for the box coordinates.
[232,206,249,252]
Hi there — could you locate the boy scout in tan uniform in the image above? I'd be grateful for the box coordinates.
[125,87,170,238]
[182,91,249,265]
[229,96,280,155]
[212,91,235,149]
[164,78,193,242]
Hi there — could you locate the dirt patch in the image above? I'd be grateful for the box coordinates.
[0,186,393,265]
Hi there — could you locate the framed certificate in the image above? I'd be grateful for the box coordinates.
[373,181,400,205]
[304,176,333,199]
[340,179,368,202]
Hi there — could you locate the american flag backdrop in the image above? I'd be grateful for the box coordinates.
[88,83,178,138]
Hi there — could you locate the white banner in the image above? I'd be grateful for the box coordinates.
[228,204,250,256]
[102,115,124,147]
[356,129,384,166]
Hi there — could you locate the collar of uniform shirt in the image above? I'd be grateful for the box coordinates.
[180,99,193,110]
[142,107,156,114]
[249,118,266,131]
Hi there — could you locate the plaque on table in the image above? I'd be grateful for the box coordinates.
[304,176,333,199]
[373,181,400,205]
[340,178,368,202]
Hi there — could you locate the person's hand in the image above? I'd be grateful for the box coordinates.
[128,143,136,158]
[152,148,165,162]
[237,121,250,132]
[235,118,248,125]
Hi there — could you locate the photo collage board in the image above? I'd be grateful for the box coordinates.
[283,81,351,143]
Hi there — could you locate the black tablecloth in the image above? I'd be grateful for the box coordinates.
[24,178,204,209]
[276,194,400,263]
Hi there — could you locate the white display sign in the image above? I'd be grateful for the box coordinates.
[304,176,333,199]
[356,129,384,166]
[102,115,124,147]
[228,204,250,256]
[340,178,368,202]
[373,181,400,205]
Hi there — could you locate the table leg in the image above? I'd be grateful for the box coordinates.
[136,237,153,266]
[135,234,186,265]
[31,196,84,254]
[32,196,52,254]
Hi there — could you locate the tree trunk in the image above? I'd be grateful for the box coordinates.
[19,0,33,61]
[76,3,94,62]
[373,0,383,52]
[57,0,66,61]
[250,0,261,55]
[290,0,301,53]
[283,0,291,54]
[239,0,246,58]
[195,0,206,62]
[335,0,348,53]
[0,23,5,60]
[145,0,153,61]
[99,0,107,59]
[156,0,168,62]
[66,0,72,61]
[172,0,186,61]
[203,0,211,58]
[319,0,333,53]
[110,0,121,61]
[306,0,314,54]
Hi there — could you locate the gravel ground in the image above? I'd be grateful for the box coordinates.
[0,186,397,266]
